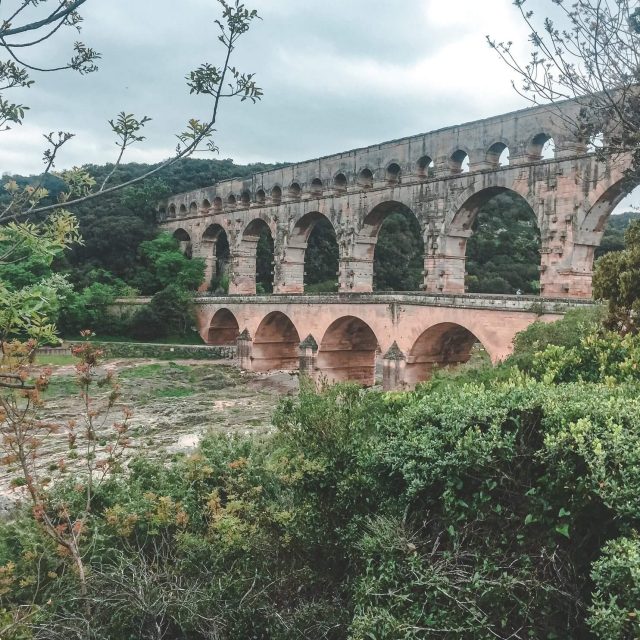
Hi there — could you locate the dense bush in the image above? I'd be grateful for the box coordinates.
[3,328,640,637]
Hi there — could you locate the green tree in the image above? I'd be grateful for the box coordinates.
[135,233,205,294]
[593,219,640,333]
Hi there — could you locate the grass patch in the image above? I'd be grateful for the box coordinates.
[35,354,76,366]
[43,376,78,397]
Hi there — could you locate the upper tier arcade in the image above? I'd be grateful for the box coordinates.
[159,98,631,299]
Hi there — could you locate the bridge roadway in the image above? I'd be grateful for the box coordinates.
[197,292,593,389]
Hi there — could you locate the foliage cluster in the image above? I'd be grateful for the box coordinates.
[3,313,640,638]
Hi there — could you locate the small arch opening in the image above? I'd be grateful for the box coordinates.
[168,204,176,218]
[450,150,470,174]
[213,197,223,212]
[588,131,605,154]
[530,133,556,160]
[189,201,198,215]
[179,204,187,217]
[207,309,240,346]
[417,156,435,179]
[310,178,323,196]
[357,168,374,189]
[240,190,251,208]
[487,142,510,167]
[253,311,300,372]
[405,323,485,386]
[271,186,282,205]
[289,182,301,200]
[202,199,211,211]
[334,173,348,194]
[226,194,237,209]
[172,228,192,259]
[158,207,167,220]
[317,316,379,386]
[255,188,266,205]
[386,162,401,185]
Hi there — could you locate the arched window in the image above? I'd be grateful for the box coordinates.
[213,197,223,212]
[417,156,435,179]
[357,168,374,189]
[189,201,198,215]
[240,190,251,208]
[173,228,192,258]
[588,131,604,154]
[334,173,348,194]
[226,194,236,209]
[386,163,401,185]
[168,204,176,218]
[487,142,509,167]
[529,133,556,160]
[310,178,323,196]
[255,188,266,205]
[271,186,282,205]
[450,150,470,174]
[288,182,301,200]
[202,199,211,210]
[179,204,187,217]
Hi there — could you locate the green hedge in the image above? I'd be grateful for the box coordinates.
[68,341,235,360]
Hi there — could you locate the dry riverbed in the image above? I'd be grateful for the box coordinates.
[0,359,298,506]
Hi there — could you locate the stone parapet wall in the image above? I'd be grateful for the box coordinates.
[195,292,596,315]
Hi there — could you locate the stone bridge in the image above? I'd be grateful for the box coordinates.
[194,293,591,389]
[158,98,626,385]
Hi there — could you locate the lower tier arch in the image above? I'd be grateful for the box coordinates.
[252,311,300,372]
[207,308,240,346]
[405,322,484,385]
[317,316,379,386]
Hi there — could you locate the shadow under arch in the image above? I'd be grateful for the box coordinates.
[207,308,239,346]
[252,311,300,372]
[406,322,486,386]
[359,200,424,291]
[317,315,379,386]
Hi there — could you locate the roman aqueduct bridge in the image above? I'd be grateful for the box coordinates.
[159,99,626,387]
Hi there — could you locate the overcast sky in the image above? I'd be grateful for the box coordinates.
[0,0,636,210]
